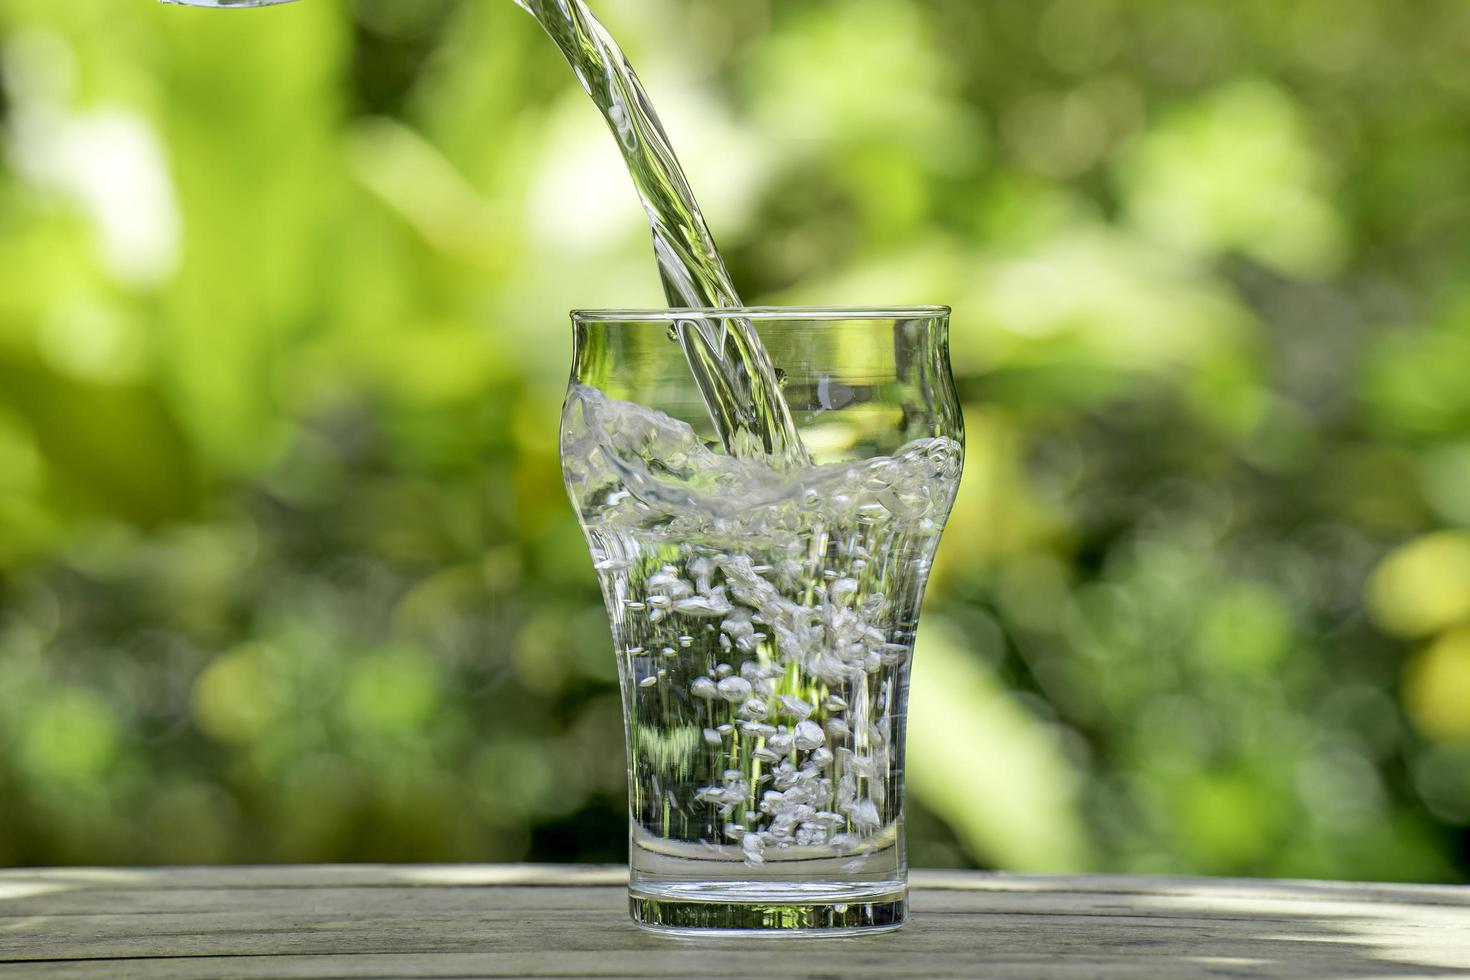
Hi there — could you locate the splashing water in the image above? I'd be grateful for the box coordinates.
[516,0,807,467]
[562,386,962,889]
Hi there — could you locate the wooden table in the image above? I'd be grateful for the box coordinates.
[2,865,1467,978]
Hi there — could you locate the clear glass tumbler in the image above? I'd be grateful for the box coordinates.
[560,307,964,934]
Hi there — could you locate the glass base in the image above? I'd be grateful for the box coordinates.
[630,881,907,935]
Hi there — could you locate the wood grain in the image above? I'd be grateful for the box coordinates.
[1,865,1466,978]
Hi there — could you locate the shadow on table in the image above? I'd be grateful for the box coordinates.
[888,873,1470,979]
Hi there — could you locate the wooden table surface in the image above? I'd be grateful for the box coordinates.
[1,864,1467,978]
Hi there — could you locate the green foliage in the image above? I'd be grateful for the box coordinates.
[0,0,1467,880]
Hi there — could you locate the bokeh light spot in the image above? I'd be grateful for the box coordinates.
[1403,628,1470,743]
[340,648,441,736]
[20,688,119,783]
[1412,743,1470,823]
[1116,79,1346,278]
[1197,584,1293,673]
[1368,532,1470,638]
[191,644,283,746]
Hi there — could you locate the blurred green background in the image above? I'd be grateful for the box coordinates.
[1,0,1468,881]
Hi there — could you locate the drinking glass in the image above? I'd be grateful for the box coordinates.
[560,307,964,934]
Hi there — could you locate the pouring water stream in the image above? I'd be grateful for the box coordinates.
[163,0,808,467]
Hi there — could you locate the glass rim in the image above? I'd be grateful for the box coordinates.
[571,305,950,323]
